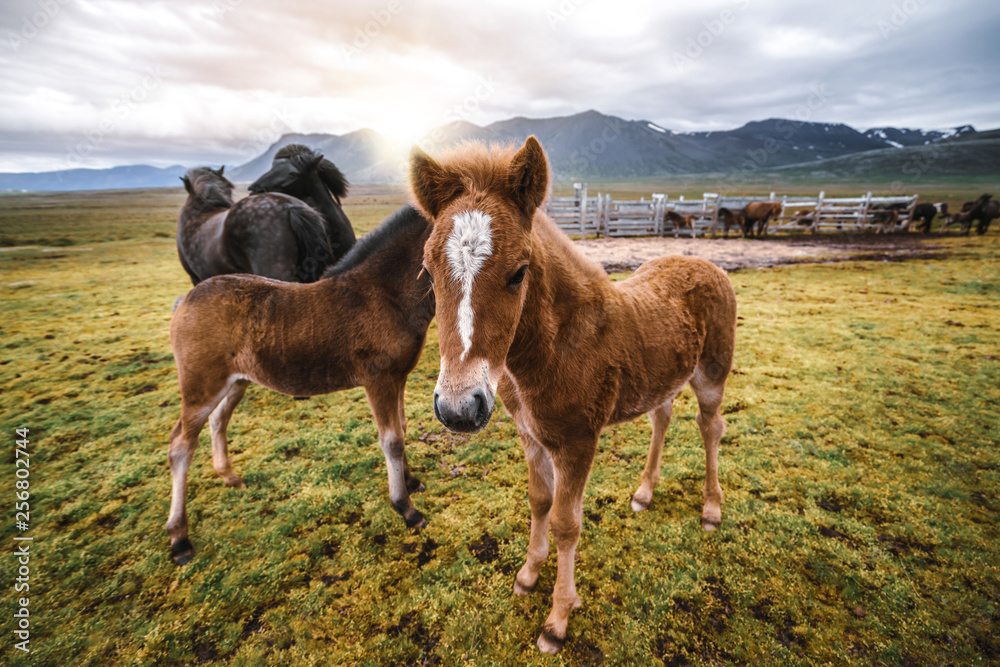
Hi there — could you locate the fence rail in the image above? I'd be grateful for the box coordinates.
[545,184,919,237]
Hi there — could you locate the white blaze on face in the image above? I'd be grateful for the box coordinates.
[446,210,493,360]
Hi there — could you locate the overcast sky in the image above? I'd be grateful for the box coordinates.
[1,0,998,173]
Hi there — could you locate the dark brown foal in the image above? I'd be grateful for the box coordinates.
[165,205,434,565]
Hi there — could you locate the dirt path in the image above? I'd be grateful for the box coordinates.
[573,234,944,272]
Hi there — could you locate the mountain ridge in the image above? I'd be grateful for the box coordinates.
[1,111,992,192]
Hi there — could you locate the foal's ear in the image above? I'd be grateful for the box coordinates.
[509,136,549,222]
[409,145,463,220]
[180,176,192,194]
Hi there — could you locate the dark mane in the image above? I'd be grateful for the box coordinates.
[273,143,313,161]
[323,205,426,277]
[183,166,233,209]
[274,143,349,202]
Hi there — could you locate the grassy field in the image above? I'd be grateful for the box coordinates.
[1,187,998,666]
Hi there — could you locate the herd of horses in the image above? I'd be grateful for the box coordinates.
[704,196,996,238]
[167,136,990,653]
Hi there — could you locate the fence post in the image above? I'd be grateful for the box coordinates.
[652,193,665,236]
[602,194,610,236]
[905,194,918,232]
[812,191,824,234]
[860,191,871,228]
[595,192,603,238]
[705,192,720,237]
[579,183,588,235]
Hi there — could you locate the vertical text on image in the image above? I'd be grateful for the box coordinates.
[13,426,32,654]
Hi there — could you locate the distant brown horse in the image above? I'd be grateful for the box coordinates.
[742,201,782,237]
[663,210,695,237]
[410,137,737,654]
[717,207,746,238]
[871,207,900,234]
[165,205,434,566]
[177,166,333,285]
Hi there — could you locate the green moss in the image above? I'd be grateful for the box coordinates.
[1,192,998,666]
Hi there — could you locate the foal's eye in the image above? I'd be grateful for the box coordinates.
[507,265,528,288]
[421,264,434,285]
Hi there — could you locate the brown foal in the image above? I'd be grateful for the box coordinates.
[165,205,433,565]
[410,137,738,653]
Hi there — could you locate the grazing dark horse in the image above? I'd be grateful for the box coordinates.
[742,201,782,237]
[944,194,993,235]
[177,167,333,285]
[663,210,695,237]
[972,198,999,235]
[717,207,746,238]
[249,144,356,260]
[908,202,948,234]
[411,137,737,653]
[165,205,434,566]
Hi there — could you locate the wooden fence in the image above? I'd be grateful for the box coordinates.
[545,184,919,237]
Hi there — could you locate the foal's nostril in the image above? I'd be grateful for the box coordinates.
[472,389,488,424]
[433,392,444,424]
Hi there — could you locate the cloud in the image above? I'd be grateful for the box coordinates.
[0,0,998,172]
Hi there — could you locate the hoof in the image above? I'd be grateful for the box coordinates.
[630,497,649,512]
[513,578,536,596]
[701,520,719,532]
[405,511,427,531]
[171,537,195,566]
[223,475,246,489]
[537,628,565,654]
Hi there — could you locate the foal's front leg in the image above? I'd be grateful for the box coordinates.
[514,432,554,595]
[534,438,597,655]
[365,378,426,529]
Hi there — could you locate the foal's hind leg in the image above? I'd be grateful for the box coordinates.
[365,377,426,529]
[689,368,727,531]
[165,407,211,565]
[630,396,676,512]
[209,379,250,488]
[396,388,424,494]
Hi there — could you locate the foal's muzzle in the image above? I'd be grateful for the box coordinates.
[433,388,494,434]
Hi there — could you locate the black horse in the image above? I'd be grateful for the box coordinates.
[177,167,333,286]
[909,202,948,234]
[249,145,356,260]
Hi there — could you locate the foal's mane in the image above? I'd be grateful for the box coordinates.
[412,141,525,197]
[323,204,425,277]
[274,143,349,201]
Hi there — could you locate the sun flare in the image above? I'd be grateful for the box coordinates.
[379,114,436,147]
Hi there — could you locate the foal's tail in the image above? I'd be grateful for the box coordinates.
[288,204,334,282]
